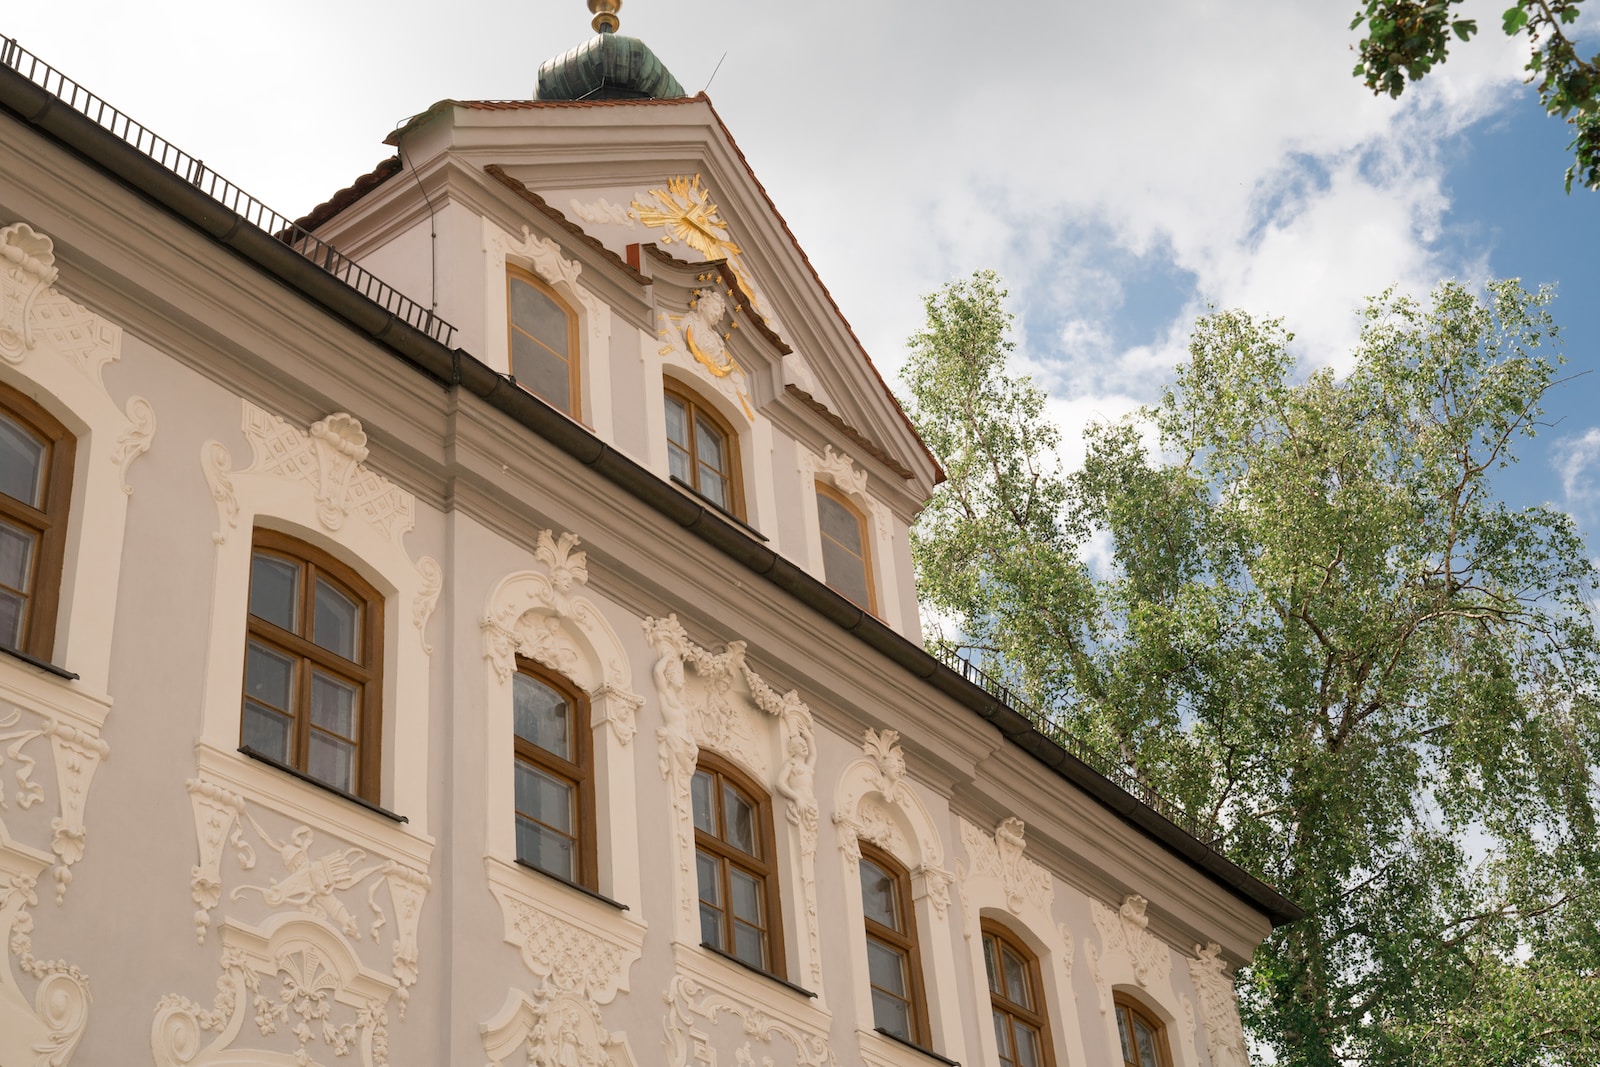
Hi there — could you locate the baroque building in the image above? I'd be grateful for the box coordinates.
[0,10,1296,1067]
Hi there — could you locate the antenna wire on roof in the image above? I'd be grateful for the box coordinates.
[702,51,727,94]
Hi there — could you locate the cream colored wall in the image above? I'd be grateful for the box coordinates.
[0,108,1266,1067]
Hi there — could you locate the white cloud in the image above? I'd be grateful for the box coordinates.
[1553,428,1600,516]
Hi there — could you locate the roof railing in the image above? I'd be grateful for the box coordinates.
[0,36,456,348]
[926,638,1219,846]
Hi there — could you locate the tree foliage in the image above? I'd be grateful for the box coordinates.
[903,271,1600,1066]
[1350,0,1600,191]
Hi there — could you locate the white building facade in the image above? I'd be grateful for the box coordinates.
[0,20,1295,1067]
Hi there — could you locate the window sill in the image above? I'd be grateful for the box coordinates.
[238,746,407,823]
[512,857,629,912]
[0,643,78,680]
[669,476,768,542]
[871,1027,961,1067]
[699,941,817,1000]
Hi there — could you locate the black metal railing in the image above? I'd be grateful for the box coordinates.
[0,36,456,348]
[927,638,1218,845]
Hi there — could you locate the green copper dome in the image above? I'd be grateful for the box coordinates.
[536,33,686,101]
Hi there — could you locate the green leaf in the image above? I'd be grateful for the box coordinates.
[1453,18,1478,41]
[1503,5,1530,34]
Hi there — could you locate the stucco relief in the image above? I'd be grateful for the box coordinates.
[479,859,646,1067]
[151,915,402,1067]
[0,845,91,1066]
[663,974,836,1067]
[960,817,1053,915]
[1189,942,1247,1067]
[412,555,443,656]
[656,283,756,420]
[645,614,824,988]
[481,530,642,746]
[1090,895,1172,990]
[177,769,432,1048]
[804,446,868,498]
[111,395,157,493]
[0,222,120,378]
[833,729,953,915]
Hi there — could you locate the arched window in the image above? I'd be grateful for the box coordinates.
[1115,994,1173,1067]
[513,660,596,888]
[507,267,580,418]
[815,483,874,612]
[692,753,785,975]
[242,530,384,801]
[859,843,928,1046]
[0,384,73,660]
[664,383,742,517]
[982,920,1055,1067]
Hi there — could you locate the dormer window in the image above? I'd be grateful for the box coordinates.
[815,483,874,612]
[664,384,742,518]
[507,267,579,418]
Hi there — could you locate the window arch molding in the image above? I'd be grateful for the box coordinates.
[480,529,646,910]
[798,445,901,626]
[834,728,962,1056]
[488,228,613,438]
[956,816,1090,1067]
[198,402,438,837]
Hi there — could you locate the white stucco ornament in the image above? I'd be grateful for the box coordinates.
[962,817,1053,914]
[1189,941,1248,1067]
[1091,894,1172,989]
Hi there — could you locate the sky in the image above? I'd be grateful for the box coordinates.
[6,1,1599,543]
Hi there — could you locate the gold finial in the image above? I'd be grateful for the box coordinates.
[588,0,621,33]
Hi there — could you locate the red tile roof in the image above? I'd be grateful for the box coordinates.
[293,155,403,232]
[483,165,647,285]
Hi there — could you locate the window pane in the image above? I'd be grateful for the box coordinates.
[723,783,758,855]
[984,933,1001,995]
[515,761,574,834]
[1135,1017,1158,1067]
[0,521,34,592]
[695,416,724,472]
[0,588,24,648]
[860,858,899,930]
[513,674,572,759]
[691,772,715,833]
[511,332,571,414]
[0,414,43,507]
[730,866,763,925]
[510,278,568,356]
[817,492,864,554]
[313,578,360,660]
[665,394,689,447]
[820,537,871,608]
[516,816,575,880]
[245,642,296,711]
[696,850,721,905]
[993,1010,1014,1067]
[1001,944,1032,1009]
[307,731,354,793]
[867,939,908,996]
[699,902,723,950]
[242,701,292,762]
[697,462,728,509]
[873,989,912,1042]
[311,671,359,740]
[1012,1020,1042,1067]
[249,553,298,631]
[732,920,765,968]
[668,441,693,485]
[1118,1007,1135,1063]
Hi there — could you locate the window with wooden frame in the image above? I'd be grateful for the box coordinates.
[692,753,785,975]
[241,530,383,801]
[1115,994,1173,1067]
[982,920,1055,1067]
[513,661,596,888]
[507,266,580,418]
[815,483,875,613]
[664,383,742,518]
[859,844,929,1046]
[0,384,73,661]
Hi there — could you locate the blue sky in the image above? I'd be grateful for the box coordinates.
[5,0,1599,549]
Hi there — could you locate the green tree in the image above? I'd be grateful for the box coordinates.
[1350,1,1600,191]
[903,271,1600,1066]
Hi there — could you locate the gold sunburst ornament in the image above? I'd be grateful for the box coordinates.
[631,175,741,261]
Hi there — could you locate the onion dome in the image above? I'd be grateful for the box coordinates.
[536,1,686,101]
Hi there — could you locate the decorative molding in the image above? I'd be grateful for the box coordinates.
[0,853,91,1066]
[481,531,641,746]
[1084,937,1111,1017]
[498,228,612,401]
[567,197,635,227]
[0,221,121,382]
[656,287,755,420]
[151,915,402,1067]
[482,986,637,1067]
[960,817,1053,914]
[663,973,837,1067]
[111,395,156,494]
[200,440,238,545]
[1179,993,1201,1067]
[645,614,824,988]
[1189,942,1247,1067]
[0,709,110,904]
[805,446,869,498]
[182,765,431,1017]
[629,175,767,320]
[1090,895,1171,990]
[412,556,442,655]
